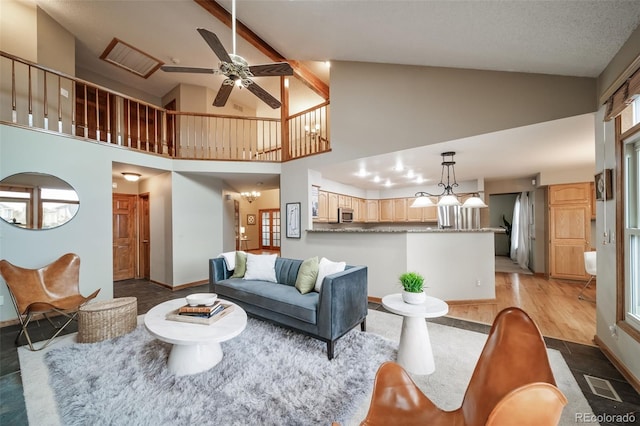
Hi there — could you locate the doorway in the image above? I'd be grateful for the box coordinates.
[112,192,150,280]
[259,209,281,250]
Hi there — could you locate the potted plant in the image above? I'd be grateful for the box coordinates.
[399,271,426,304]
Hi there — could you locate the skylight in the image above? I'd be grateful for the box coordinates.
[100,38,163,79]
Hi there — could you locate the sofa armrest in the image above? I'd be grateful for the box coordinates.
[209,258,231,292]
[317,265,368,340]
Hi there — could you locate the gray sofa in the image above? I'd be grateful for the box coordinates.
[209,256,368,359]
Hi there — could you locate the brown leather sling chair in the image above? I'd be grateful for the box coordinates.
[0,253,100,351]
[357,307,567,426]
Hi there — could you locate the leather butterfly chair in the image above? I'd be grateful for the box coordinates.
[359,307,568,426]
[0,253,100,351]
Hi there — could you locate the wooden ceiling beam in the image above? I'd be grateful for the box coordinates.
[194,0,329,100]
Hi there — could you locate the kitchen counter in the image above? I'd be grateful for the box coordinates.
[307,227,505,233]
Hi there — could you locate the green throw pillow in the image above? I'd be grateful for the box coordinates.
[231,251,247,278]
[295,256,319,294]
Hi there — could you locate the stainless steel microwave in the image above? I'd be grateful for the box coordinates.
[337,207,354,223]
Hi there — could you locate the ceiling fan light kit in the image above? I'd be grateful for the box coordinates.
[160,0,292,108]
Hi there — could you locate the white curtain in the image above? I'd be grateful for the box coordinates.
[510,192,530,269]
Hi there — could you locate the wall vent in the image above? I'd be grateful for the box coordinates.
[233,103,244,113]
[584,375,622,402]
[100,38,163,79]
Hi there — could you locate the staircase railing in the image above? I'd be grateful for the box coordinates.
[0,51,330,162]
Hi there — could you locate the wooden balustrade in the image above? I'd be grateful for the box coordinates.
[1,51,329,162]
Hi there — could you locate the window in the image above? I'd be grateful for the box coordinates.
[624,135,640,329]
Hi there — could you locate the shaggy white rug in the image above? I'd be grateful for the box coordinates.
[19,309,596,425]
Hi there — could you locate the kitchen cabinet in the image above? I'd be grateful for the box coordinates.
[393,198,407,222]
[328,192,338,223]
[338,195,352,208]
[407,197,437,222]
[315,190,328,222]
[379,199,394,222]
[366,200,379,222]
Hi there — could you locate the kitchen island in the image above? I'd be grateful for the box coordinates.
[304,228,500,302]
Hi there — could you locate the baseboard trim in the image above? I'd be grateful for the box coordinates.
[367,296,495,306]
[594,335,640,394]
[149,279,208,291]
[446,298,496,306]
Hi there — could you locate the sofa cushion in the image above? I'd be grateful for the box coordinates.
[295,256,319,294]
[231,251,247,278]
[314,257,346,292]
[274,257,303,287]
[216,278,319,324]
[244,253,277,282]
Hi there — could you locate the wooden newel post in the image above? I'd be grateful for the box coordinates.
[281,75,290,162]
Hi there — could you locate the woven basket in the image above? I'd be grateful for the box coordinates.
[78,297,138,343]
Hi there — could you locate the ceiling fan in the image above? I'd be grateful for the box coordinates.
[160,1,292,109]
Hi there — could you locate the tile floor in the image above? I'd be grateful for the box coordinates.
[1,279,639,425]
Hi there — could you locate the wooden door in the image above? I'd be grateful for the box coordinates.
[139,193,150,279]
[548,182,591,280]
[113,194,137,281]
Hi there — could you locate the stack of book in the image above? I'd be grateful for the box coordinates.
[178,301,226,318]
[166,301,234,325]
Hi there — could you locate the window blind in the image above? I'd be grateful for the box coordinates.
[606,67,640,121]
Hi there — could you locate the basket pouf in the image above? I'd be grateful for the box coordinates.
[78,297,138,343]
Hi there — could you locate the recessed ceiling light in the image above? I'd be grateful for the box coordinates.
[384,179,392,187]
[406,169,415,179]
[373,176,381,183]
[356,168,368,177]
[393,163,404,172]
[415,175,425,184]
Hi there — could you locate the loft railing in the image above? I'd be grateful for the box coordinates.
[0,51,330,162]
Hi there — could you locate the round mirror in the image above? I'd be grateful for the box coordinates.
[0,172,79,230]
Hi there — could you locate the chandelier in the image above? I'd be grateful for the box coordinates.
[410,152,487,208]
[241,191,261,203]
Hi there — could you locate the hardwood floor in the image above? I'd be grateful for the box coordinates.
[447,272,597,346]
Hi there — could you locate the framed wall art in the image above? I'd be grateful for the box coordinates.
[595,169,613,201]
[247,214,256,225]
[286,202,301,239]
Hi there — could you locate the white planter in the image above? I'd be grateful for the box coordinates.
[402,290,426,305]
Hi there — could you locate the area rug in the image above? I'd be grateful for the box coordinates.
[19,309,596,426]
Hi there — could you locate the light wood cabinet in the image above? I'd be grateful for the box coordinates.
[328,192,338,223]
[366,200,379,222]
[407,197,438,222]
[338,195,352,208]
[393,198,407,221]
[548,183,591,280]
[379,199,394,222]
[351,197,366,222]
[315,190,328,222]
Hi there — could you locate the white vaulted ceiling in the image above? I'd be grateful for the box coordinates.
[33,0,640,190]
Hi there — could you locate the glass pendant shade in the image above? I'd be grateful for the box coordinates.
[462,196,488,208]
[438,194,461,206]
[410,196,436,208]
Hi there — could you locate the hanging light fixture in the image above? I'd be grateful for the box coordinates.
[241,191,261,203]
[410,152,486,208]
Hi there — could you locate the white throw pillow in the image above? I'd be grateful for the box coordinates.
[314,257,346,292]
[243,253,278,283]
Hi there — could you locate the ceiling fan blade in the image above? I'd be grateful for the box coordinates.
[246,81,281,109]
[213,82,234,107]
[249,62,294,77]
[160,65,215,74]
[197,28,232,63]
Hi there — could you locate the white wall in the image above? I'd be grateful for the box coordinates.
[0,125,113,321]
[171,172,224,286]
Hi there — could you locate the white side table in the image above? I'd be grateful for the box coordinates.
[144,298,247,376]
[381,293,448,375]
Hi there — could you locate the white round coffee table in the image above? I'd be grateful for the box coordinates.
[144,298,247,376]
[382,293,448,375]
